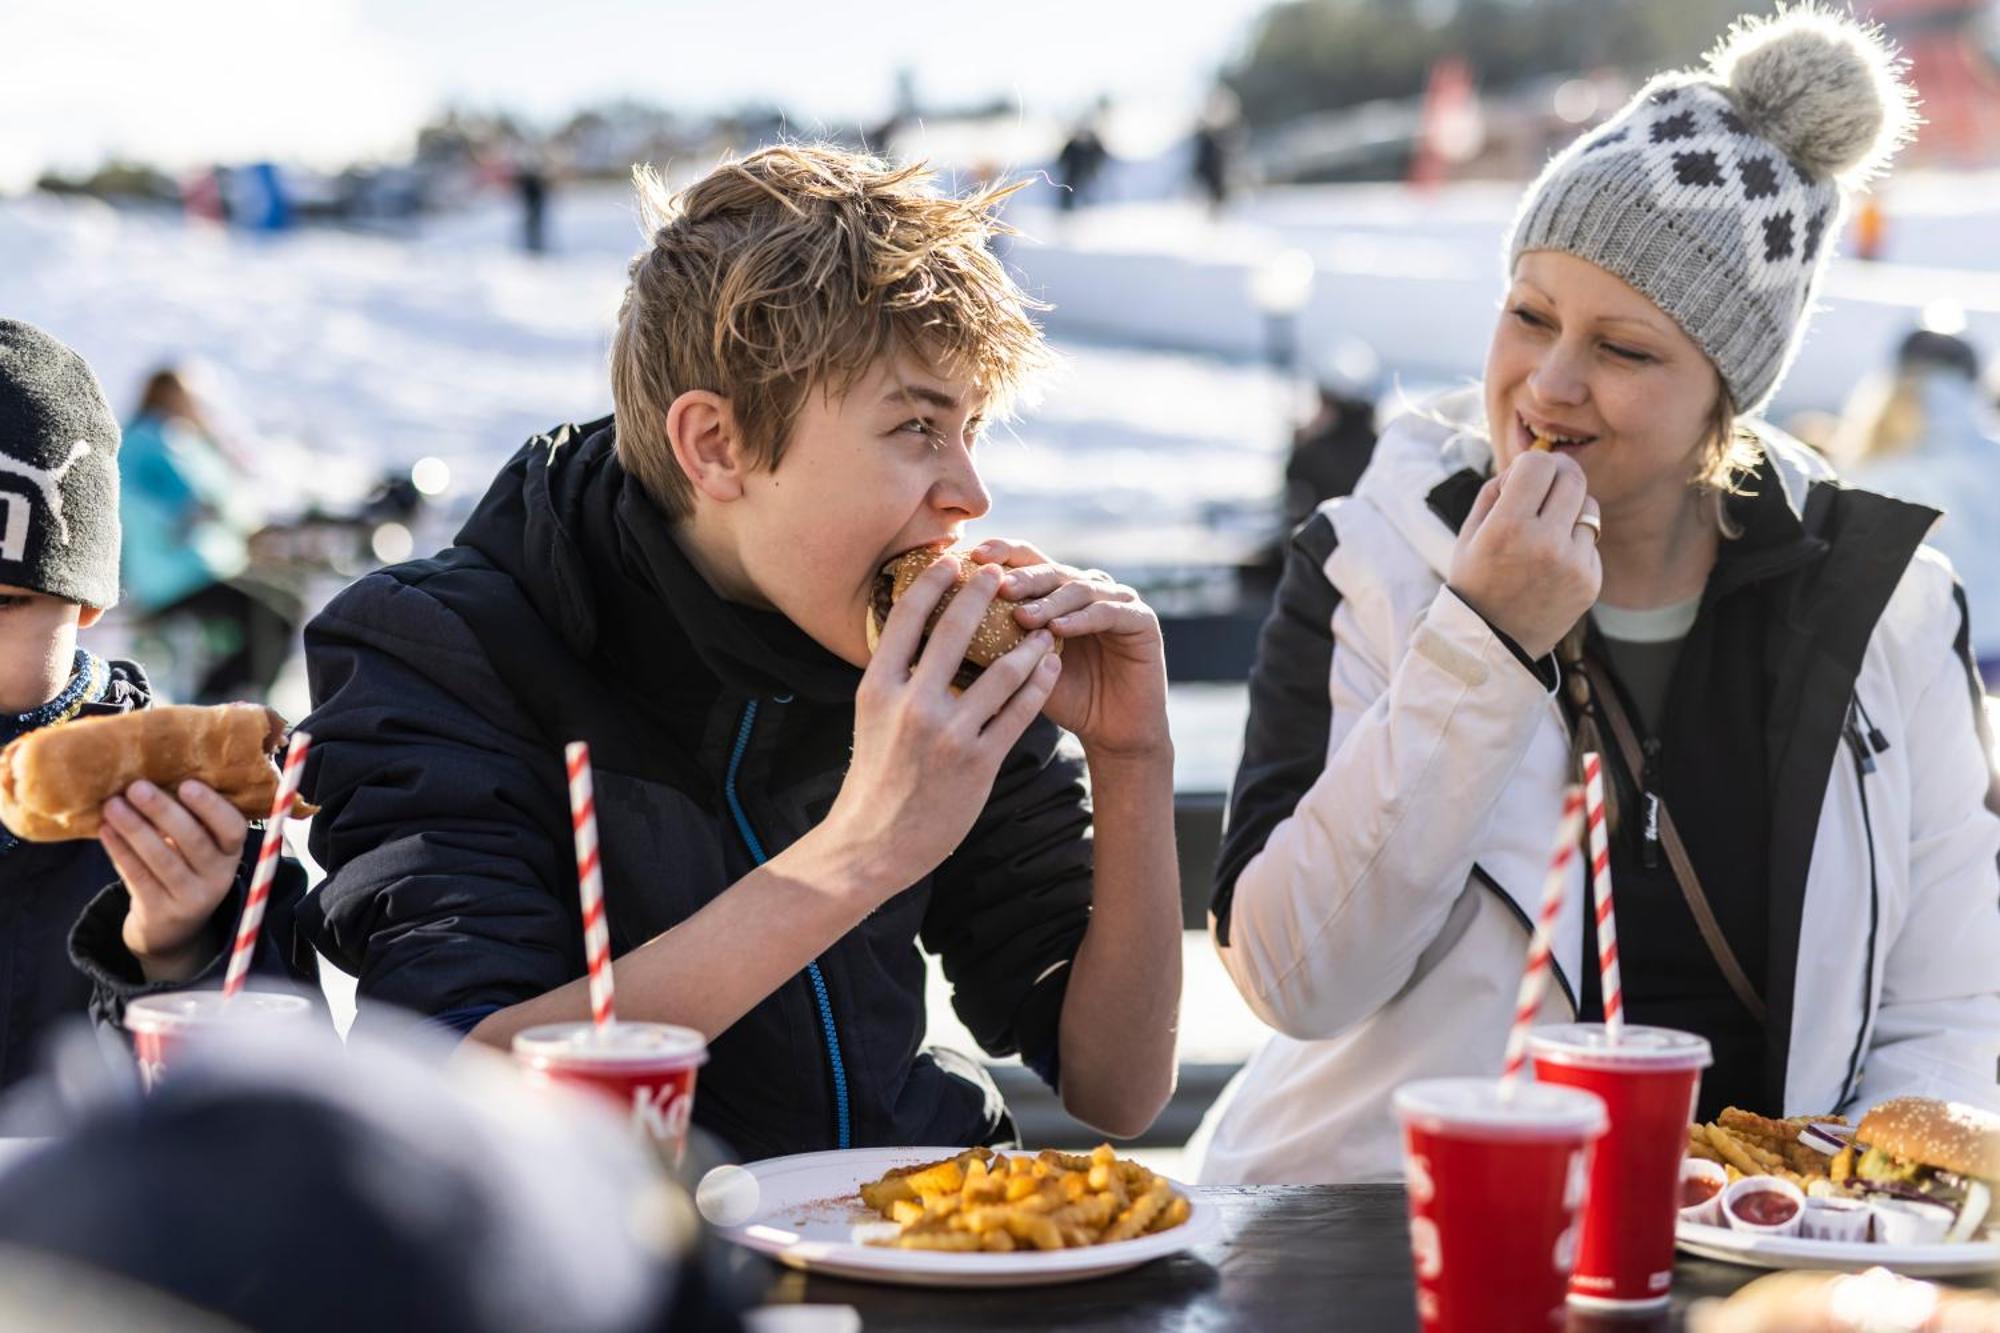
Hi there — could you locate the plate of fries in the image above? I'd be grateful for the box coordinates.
[1676,1109,2000,1276]
[709,1144,1220,1287]
[1684,1107,1848,1191]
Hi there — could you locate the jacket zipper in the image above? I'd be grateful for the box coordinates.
[724,698,853,1150]
[1837,696,1885,1108]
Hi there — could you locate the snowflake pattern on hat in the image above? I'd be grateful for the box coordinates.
[1577,78,1838,296]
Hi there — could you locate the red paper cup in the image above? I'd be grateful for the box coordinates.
[513,1022,707,1167]
[1528,1023,1712,1312]
[124,991,315,1092]
[1394,1077,1608,1333]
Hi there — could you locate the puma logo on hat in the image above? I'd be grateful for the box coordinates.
[0,440,93,557]
[0,321,122,608]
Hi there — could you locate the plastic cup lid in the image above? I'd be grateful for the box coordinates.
[1393,1077,1608,1140]
[1527,1023,1713,1071]
[123,990,313,1035]
[512,1021,708,1068]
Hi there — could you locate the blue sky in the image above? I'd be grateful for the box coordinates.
[3,0,1271,188]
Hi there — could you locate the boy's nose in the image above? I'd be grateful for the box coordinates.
[933,444,991,520]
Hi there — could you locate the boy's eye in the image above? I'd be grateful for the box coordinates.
[0,596,24,610]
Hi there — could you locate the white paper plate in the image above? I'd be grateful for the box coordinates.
[709,1146,1221,1288]
[1677,1220,2000,1277]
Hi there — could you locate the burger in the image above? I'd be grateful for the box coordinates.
[1833,1097,1997,1243]
[865,549,1057,689]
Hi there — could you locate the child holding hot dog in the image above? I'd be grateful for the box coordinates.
[0,320,314,1102]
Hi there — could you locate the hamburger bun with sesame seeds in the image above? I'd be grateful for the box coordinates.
[1847,1097,1998,1242]
[865,549,1057,690]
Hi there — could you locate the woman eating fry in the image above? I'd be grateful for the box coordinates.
[1196,8,2000,1186]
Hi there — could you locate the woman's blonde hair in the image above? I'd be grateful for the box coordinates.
[609,144,1052,519]
[1695,388,1763,538]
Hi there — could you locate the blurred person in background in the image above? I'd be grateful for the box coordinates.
[517,152,552,255]
[1247,341,1381,599]
[1054,103,1109,213]
[1190,88,1242,216]
[1282,339,1382,523]
[119,367,299,703]
[1832,326,2000,684]
[0,1019,749,1332]
[1199,10,2000,1185]
[0,324,312,1108]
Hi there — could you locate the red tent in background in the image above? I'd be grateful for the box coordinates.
[1857,0,2000,164]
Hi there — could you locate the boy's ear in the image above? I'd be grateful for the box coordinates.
[77,606,104,629]
[665,390,748,503]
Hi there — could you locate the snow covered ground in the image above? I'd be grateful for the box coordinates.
[0,191,1295,575]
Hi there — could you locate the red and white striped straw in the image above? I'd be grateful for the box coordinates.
[566,741,616,1030]
[222,730,311,999]
[1499,785,1587,1098]
[1582,753,1624,1044]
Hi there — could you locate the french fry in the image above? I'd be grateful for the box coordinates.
[894,1230,985,1252]
[1149,1194,1193,1234]
[1719,1107,1798,1144]
[1705,1125,1766,1177]
[859,1144,1190,1252]
[1102,1180,1172,1244]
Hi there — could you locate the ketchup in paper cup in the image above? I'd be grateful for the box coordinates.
[1722,1176,1804,1237]
[1677,1159,1727,1228]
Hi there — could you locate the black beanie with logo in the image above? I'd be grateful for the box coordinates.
[0,320,121,609]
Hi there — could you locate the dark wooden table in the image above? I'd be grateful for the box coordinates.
[756,1183,1991,1331]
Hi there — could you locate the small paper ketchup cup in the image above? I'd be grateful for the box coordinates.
[1799,1196,1870,1243]
[1677,1158,1727,1228]
[1869,1197,1954,1247]
[512,1022,708,1168]
[1722,1176,1805,1237]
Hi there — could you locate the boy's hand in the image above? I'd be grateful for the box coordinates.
[972,539,1169,761]
[101,780,248,984]
[824,556,1064,894]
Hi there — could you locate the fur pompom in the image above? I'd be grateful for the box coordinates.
[1708,5,1917,184]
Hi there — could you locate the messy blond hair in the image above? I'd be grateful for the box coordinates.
[609,143,1051,519]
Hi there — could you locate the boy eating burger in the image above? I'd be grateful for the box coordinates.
[299,146,1183,1158]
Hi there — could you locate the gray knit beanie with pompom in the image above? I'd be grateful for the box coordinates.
[1506,6,1917,413]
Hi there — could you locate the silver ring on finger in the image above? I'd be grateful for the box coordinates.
[1079,568,1115,586]
[1574,512,1602,545]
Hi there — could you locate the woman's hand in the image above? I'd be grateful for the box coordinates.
[101,779,248,983]
[972,539,1170,760]
[1446,451,1601,659]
